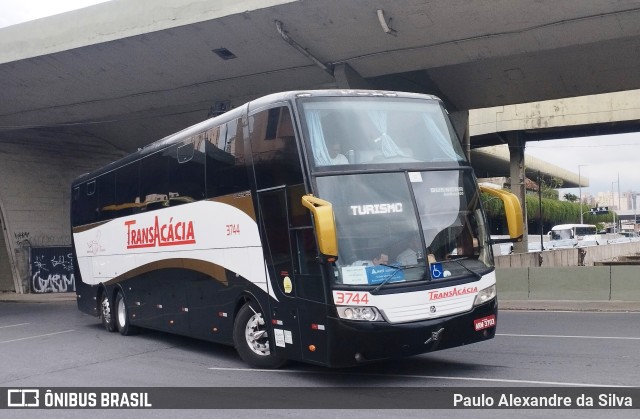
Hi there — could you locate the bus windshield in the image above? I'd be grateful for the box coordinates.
[315,170,492,286]
[300,97,466,167]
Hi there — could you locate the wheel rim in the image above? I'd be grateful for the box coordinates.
[117,296,126,328]
[101,295,111,323]
[244,312,271,357]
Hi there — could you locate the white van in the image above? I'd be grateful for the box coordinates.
[547,224,600,249]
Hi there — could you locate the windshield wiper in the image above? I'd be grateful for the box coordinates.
[369,264,423,294]
[445,257,482,280]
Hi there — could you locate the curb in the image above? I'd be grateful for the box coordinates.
[0,292,76,303]
[499,300,640,312]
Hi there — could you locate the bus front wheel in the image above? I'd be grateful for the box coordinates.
[233,303,285,369]
[99,292,117,333]
[115,292,138,336]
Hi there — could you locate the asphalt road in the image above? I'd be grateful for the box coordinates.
[1,301,639,418]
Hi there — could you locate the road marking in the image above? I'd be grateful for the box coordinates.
[0,329,74,344]
[0,323,30,329]
[498,333,640,340]
[207,367,630,387]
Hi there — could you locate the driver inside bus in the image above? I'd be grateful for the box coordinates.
[328,142,348,165]
[351,252,389,267]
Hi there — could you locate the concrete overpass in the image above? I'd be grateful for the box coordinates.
[469,88,640,185]
[2,0,640,292]
[468,89,640,250]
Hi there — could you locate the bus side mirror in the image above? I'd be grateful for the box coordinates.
[301,194,339,261]
[479,185,524,242]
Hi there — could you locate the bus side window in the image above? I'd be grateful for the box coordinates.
[72,181,97,226]
[170,138,205,204]
[206,118,249,198]
[250,106,303,190]
[97,172,116,221]
[114,162,140,217]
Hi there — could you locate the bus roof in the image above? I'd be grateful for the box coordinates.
[71,89,442,186]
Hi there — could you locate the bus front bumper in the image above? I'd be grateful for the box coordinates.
[324,298,497,368]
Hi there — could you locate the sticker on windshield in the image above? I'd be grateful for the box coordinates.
[340,265,404,285]
[430,263,444,279]
[365,265,404,284]
[430,186,463,196]
[408,172,423,183]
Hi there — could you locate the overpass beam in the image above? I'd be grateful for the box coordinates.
[507,132,528,253]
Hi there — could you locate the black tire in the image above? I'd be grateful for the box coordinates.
[99,292,117,333]
[115,291,139,336]
[233,303,286,369]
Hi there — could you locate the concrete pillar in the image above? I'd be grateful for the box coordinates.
[507,132,528,253]
[463,125,471,161]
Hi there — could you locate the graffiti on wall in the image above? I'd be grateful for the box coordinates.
[15,231,70,248]
[14,231,31,248]
[30,247,75,293]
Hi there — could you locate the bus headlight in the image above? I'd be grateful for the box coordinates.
[336,306,382,321]
[473,284,496,306]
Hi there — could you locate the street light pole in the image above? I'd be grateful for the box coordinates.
[611,180,620,233]
[578,165,587,224]
[612,180,618,233]
[617,172,621,232]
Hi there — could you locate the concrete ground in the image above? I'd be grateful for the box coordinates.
[2,291,639,312]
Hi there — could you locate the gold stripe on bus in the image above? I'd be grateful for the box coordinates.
[102,258,230,287]
[207,190,256,221]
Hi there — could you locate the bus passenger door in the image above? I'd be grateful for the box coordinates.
[250,105,329,365]
[256,188,302,361]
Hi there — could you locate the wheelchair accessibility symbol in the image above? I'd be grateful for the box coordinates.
[430,263,443,279]
[430,263,451,279]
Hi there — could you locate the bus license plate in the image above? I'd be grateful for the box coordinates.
[474,315,496,331]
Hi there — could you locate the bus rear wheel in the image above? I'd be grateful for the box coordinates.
[115,292,138,336]
[100,292,117,333]
[233,303,285,369]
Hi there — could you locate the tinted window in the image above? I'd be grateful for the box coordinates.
[113,162,140,217]
[206,118,250,197]
[249,106,303,190]
[97,171,116,221]
[139,139,206,212]
[72,181,97,226]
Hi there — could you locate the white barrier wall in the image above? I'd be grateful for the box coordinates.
[495,241,640,268]
[496,266,640,301]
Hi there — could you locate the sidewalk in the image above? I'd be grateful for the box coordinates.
[1,291,639,312]
[499,299,640,312]
[0,291,76,303]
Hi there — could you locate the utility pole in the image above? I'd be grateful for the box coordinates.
[538,171,543,252]
[578,165,587,224]
[617,172,622,233]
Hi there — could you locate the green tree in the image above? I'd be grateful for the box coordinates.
[481,191,612,235]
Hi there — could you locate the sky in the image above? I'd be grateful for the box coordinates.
[525,132,640,196]
[2,1,640,198]
[0,0,110,29]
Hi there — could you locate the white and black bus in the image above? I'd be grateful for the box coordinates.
[71,90,522,368]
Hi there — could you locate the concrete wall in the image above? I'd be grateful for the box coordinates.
[0,132,125,292]
[0,216,13,291]
[496,266,640,301]
[495,241,640,268]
